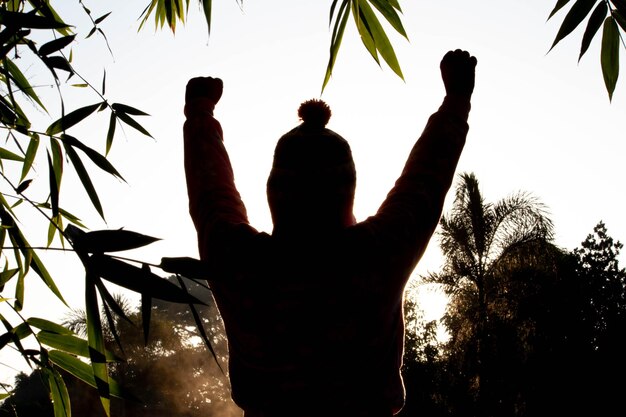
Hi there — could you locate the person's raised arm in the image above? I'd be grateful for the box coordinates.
[183,77,248,259]
[371,50,477,262]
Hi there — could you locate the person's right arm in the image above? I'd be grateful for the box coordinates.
[183,77,249,260]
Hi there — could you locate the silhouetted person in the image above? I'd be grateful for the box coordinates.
[184,49,477,417]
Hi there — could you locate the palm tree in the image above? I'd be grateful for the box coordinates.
[425,172,554,417]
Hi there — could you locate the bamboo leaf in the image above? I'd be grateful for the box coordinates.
[20,134,39,182]
[38,331,122,361]
[368,0,408,38]
[601,16,620,100]
[27,317,73,335]
[89,254,205,304]
[176,275,224,374]
[352,2,380,64]
[59,134,124,181]
[111,103,149,116]
[0,147,24,162]
[46,102,101,135]
[106,112,116,155]
[95,12,112,24]
[84,276,110,415]
[202,0,212,35]
[47,151,59,219]
[548,0,572,19]
[4,57,47,111]
[48,350,125,399]
[44,366,71,417]
[115,111,153,138]
[323,1,351,91]
[16,179,32,194]
[38,35,76,56]
[64,145,105,219]
[0,267,18,287]
[358,0,404,79]
[579,1,608,60]
[42,56,73,75]
[66,226,160,253]
[550,0,597,51]
[0,10,70,29]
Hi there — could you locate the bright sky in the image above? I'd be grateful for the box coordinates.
[2,0,626,384]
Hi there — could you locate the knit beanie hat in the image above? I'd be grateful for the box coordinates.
[267,99,356,195]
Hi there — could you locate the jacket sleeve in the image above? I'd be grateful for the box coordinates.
[183,99,249,260]
[364,95,471,268]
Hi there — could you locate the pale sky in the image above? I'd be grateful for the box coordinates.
[2,0,625,384]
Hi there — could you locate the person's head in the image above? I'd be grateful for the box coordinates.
[267,99,356,238]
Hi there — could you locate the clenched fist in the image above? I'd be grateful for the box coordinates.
[440,50,477,99]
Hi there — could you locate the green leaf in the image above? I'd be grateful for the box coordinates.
[38,331,122,361]
[88,254,206,304]
[358,0,404,79]
[95,12,112,24]
[20,134,39,182]
[44,366,71,417]
[601,16,620,100]
[614,7,626,31]
[176,275,224,374]
[84,277,110,415]
[323,1,351,91]
[369,0,408,38]
[59,134,124,181]
[38,35,76,56]
[48,350,125,399]
[27,317,73,335]
[16,179,32,194]
[106,112,116,155]
[202,0,212,35]
[4,57,47,111]
[66,226,160,253]
[352,2,380,65]
[115,111,153,138]
[0,267,18,287]
[111,103,149,116]
[549,0,597,51]
[548,0,571,19]
[63,145,105,219]
[0,10,70,29]
[42,56,73,75]
[46,102,101,135]
[579,1,607,60]
[0,147,24,162]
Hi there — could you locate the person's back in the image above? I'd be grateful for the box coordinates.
[183,49,477,417]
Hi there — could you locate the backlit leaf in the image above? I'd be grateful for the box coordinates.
[4,57,46,111]
[44,366,71,417]
[64,145,104,219]
[359,0,404,79]
[579,1,607,60]
[0,147,24,162]
[46,102,101,135]
[116,111,153,138]
[59,134,124,180]
[20,134,39,182]
[38,35,76,56]
[601,16,620,100]
[323,0,350,91]
[548,0,571,19]
[550,0,597,51]
[67,227,159,253]
[89,255,205,304]
[111,103,149,116]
